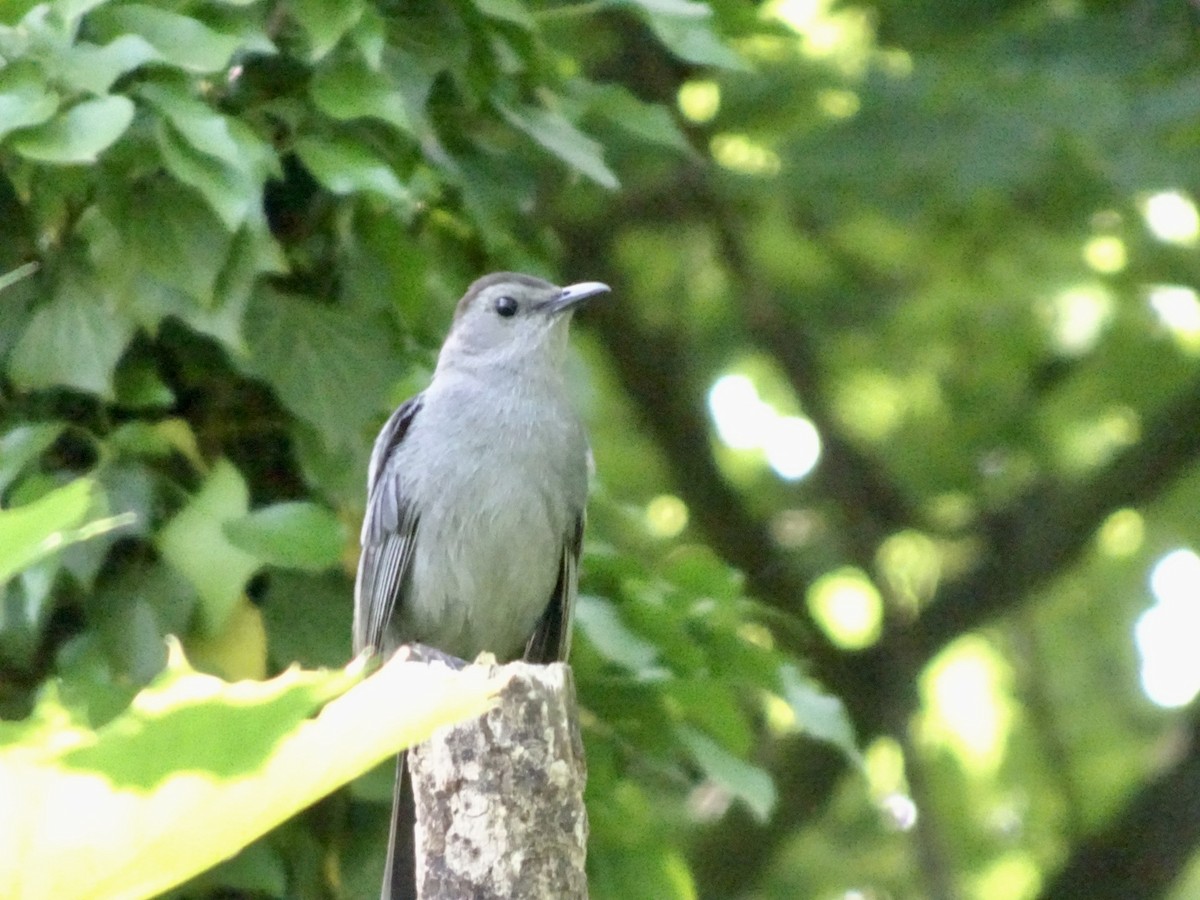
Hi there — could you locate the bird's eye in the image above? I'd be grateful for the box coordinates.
[495,295,519,318]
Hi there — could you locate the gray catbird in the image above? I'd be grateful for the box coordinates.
[353,272,609,900]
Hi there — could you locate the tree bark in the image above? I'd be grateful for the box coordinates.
[406,661,588,900]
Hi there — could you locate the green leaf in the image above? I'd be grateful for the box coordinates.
[9,95,134,164]
[580,83,691,152]
[295,134,412,205]
[643,14,745,69]
[261,571,353,669]
[471,0,534,28]
[154,120,255,229]
[0,424,64,496]
[223,502,347,571]
[0,480,93,584]
[291,0,364,59]
[574,594,661,673]
[779,665,861,765]
[141,81,244,163]
[497,101,619,189]
[310,53,411,133]
[0,641,501,900]
[0,65,59,142]
[241,288,405,451]
[678,726,776,822]
[88,5,248,74]
[54,35,160,95]
[115,178,234,303]
[8,271,137,398]
[157,459,260,636]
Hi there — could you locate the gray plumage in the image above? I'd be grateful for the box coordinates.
[353,272,608,900]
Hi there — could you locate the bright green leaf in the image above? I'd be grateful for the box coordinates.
[497,101,619,189]
[0,65,59,142]
[0,641,501,900]
[88,5,247,74]
[295,134,412,204]
[9,95,134,164]
[157,459,260,636]
[224,501,347,571]
[54,35,160,95]
[0,480,93,584]
[8,272,137,398]
[678,726,776,822]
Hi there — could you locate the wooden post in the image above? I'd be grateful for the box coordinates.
[406,661,588,899]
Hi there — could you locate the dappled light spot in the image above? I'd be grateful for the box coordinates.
[879,792,917,832]
[807,567,883,649]
[876,530,940,612]
[1147,284,1200,353]
[762,0,872,73]
[1042,283,1113,356]
[918,636,1014,777]
[710,133,781,176]
[817,88,860,120]
[1095,508,1144,558]
[1055,406,1139,474]
[1082,234,1126,274]
[834,370,906,442]
[708,373,774,450]
[770,508,820,548]
[1137,549,1200,708]
[645,494,689,538]
[678,80,720,124]
[708,373,822,481]
[969,852,1043,900]
[864,736,906,798]
[1142,190,1200,246]
[764,415,821,480]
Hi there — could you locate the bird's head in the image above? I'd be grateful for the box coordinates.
[437,272,610,372]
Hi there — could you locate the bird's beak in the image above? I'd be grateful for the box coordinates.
[548,281,610,314]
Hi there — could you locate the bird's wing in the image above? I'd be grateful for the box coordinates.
[354,394,424,656]
[524,512,584,664]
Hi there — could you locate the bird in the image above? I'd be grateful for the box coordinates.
[353,271,609,900]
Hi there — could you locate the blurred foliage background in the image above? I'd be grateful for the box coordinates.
[4,0,1200,897]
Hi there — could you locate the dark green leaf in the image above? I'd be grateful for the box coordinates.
[290,0,364,59]
[310,54,411,133]
[8,271,136,398]
[241,288,405,451]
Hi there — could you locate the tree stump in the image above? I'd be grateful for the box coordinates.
[406,661,588,899]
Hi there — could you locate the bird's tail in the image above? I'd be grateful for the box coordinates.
[382,751,417,900]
